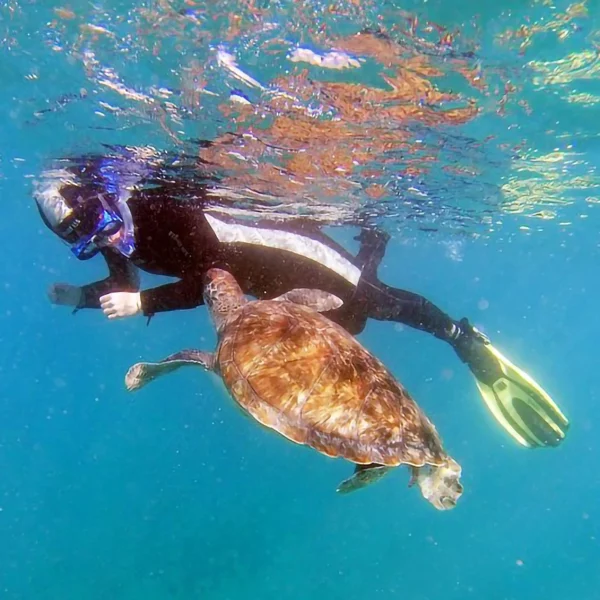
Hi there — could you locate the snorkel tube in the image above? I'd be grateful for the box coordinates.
[97,156,140,258]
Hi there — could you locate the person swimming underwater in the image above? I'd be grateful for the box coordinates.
[33,148,569,451]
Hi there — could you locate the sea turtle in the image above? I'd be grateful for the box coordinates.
[125,268,463,510]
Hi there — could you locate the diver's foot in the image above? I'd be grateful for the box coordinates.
[449,318,502,385]
[353,227,391,247]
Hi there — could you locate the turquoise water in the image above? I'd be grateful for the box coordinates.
[1,1,599,598]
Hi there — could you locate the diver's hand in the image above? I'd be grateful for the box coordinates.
[100,292,142,320]
[48,283,82,307]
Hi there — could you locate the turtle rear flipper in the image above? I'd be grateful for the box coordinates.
[125,349,215,392]
[336,463,390,494]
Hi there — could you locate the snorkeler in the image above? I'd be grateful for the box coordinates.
[33,150,569,450]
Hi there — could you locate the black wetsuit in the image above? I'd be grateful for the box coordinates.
[74,181,458,341]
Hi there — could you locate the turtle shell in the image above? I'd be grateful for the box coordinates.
[216,299,448,468]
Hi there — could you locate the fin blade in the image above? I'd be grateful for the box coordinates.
[474,343,569,449]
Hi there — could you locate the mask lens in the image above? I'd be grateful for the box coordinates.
[69,207,123,260]
[58,214,85,244]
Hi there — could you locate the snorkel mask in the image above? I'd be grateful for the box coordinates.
[60,157,137,260]
[36,152,145,261]
[68,196,124,260]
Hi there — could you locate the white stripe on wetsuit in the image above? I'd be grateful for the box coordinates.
[205,213,361,286]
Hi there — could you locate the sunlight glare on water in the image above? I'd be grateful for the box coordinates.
[4,0,598,239]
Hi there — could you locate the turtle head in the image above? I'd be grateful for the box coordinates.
[412,457,463,510]
[203,268,246,332]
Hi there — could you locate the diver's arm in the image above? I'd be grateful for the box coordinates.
[139,277,204,317]
[77,248,140,309]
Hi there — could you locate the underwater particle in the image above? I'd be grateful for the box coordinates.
[477,298,489,311]
[516,559,524,567]
[529,210,555,220]
[441,368,454,381]
[80,23,114,37]
[54,7,75,19]
[442,240,464,262]
[53,377,66,389]
[394,323,405,333]
[98,101,120,112]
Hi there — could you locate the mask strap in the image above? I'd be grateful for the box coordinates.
[113,189,135,257]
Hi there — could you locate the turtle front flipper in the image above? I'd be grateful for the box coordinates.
[125,349,215,392]
[272,289,344,312]
[336,463,390,494]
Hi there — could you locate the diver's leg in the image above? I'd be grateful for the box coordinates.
[321,271,452,338]
[354,227,390,278]
[359,278,459,342]
[347,221,455,340]
[323,304,369,335]
[319,227,390,335]
[359,279,569,449]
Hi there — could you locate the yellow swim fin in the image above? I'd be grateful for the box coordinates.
[472,341,569,448]
[453,319,569,448]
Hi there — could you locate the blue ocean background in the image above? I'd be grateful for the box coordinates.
[1,1,599,598]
